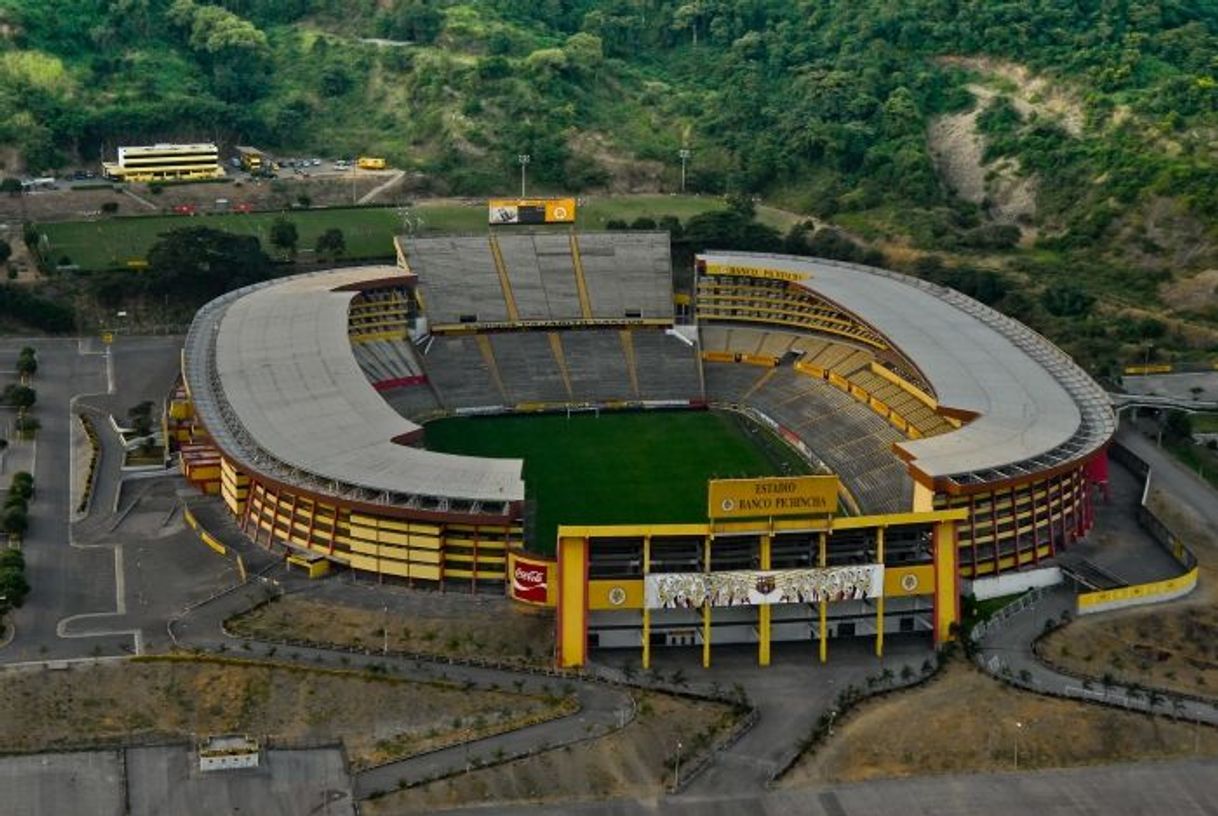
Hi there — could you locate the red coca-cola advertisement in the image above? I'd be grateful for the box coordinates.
[511,557,550,604]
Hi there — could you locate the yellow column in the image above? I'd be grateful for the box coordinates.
[875,527,885,658]
[702,536,712,669]
[933,521,960,645]
[557,535,588,668]
[759,533,772,667]
[641,534,651,670]
[818,531,828,664]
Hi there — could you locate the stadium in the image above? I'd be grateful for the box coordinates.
[174,220,1116,670]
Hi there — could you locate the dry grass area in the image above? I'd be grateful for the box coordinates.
[227,595,555,665]
[1040,605,1218,699]
[784,660,1218,787]
[1040,486,1218,699]
[364,693,736,814]
[0,657,565,768]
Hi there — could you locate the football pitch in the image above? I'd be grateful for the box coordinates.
[423,409,812,554]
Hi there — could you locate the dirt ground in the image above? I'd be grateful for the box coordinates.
[0,657,564,768]
[0,173,400,224]
[783,660,1218,787]
[228,594,555,665]
[363,692,735,814]
[1041,485,1218,699]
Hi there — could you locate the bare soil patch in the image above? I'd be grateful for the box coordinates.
[228,594,555,666]
[1039,486,1218,699]
[926,91,1037,229]
[0,656,564,768]
[1161,268,1218,313]
[363,692,735,814]
[938,56,1086,136]
[783,660,1218,787]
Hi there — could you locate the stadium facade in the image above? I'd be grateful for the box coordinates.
[175,231,1115,668]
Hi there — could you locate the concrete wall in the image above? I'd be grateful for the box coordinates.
[968,566,1063,601]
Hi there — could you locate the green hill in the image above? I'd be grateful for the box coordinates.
[6,2,1218,369]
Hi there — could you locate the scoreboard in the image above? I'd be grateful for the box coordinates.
[488,198,576,225]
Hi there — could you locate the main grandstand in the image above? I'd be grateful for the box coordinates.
[175,228,1115,668]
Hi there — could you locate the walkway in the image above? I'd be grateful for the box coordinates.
[168,576,636,798]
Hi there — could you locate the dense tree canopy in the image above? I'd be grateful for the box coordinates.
[145,226,273,302]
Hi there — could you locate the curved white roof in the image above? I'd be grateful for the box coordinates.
[699,253,1115,485]
[186,267,524,507]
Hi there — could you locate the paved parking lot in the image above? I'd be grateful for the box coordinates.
[1,745,355,816]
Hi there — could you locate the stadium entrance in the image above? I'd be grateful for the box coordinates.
[508,476,967,668]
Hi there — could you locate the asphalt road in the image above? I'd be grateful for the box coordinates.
[2,338,118,662]
[433,757,1218,815]
[1,335,204,663]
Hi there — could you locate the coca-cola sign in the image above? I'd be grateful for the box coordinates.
[512,559,549,603]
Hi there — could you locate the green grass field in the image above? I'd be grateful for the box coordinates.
[423,409,811,554]
[37,195,738,271]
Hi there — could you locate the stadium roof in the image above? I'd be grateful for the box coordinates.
[699,253,1116,486]
[184,267,524,508]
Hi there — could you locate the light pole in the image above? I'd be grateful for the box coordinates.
[673,739,683,790]
[517,154,531,197]
[382,604,388,656]
[678,148,691,193]
[1013,721,1023,770]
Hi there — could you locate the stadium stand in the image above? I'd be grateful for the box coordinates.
[381,380,444,422]
[417,327,704,410]
[421,334,508,409]
[408,237,510,324]
[703,361,912,513]
[631,331,704,402]
[405,232,674,327]
[559,330,633,402]
[575,232,673,320]
[488,332,571,404]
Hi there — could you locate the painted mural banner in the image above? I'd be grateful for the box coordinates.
[644,565,883,609]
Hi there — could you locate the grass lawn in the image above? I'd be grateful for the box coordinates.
[37,195,735,271]
[1191,412,1218,434]
[39,207,403,270]
[423,409,811,553]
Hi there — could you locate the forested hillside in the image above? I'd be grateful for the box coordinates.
[5,1,1218,368]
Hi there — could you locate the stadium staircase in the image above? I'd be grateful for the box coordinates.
[547,333,576,401]
[618,330,642,399]
[475,335,511,402]
[487,233,522,321]
[569,232,595,319]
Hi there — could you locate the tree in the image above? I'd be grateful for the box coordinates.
[15,349,35,379]
[1041,283,1095,318]
[0,178,22,196]
[2,507,27,537]
[128,401,154,436]
[0,565,30,606]
[270,217,299,259]
[145,227,273,304]
[2,385,35,413]
[315,228,346,260]
[0,239,10,264]
[1165,411,1193,440]
[563,32,604,75]
[0,549,23,570]
[377,0,444,44]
